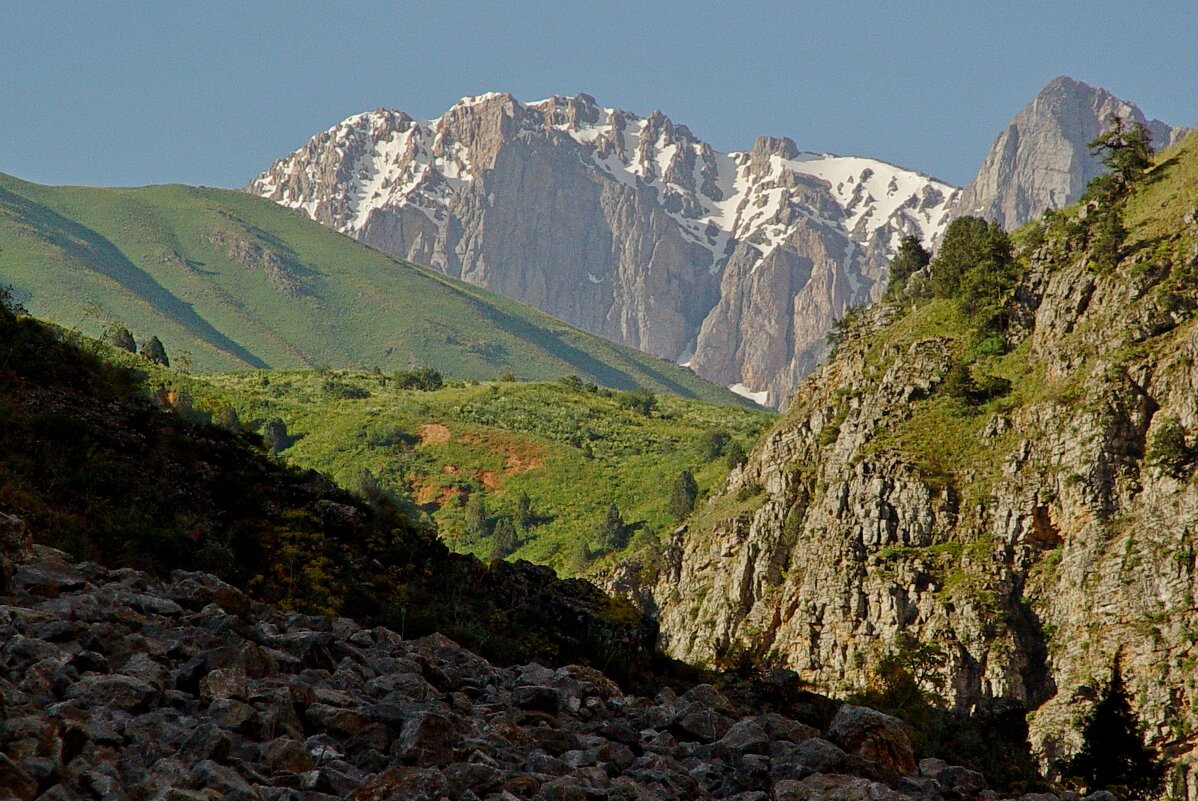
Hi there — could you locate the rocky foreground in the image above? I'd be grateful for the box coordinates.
[1,526,1106,801]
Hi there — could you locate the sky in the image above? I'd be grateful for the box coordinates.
[3,2,1196,190]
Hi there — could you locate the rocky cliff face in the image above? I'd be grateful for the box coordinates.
[249,94,956,408]
[953,75,1187,230]
[654,133,1198,794]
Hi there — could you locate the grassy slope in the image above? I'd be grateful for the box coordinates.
[860,131,1198,489]
[132,362,772,576]
[0,173,750,406]
[0,308,661,677]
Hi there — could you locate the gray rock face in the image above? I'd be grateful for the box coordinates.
[249,93,957,408]
[953,75,1187,230]
[0,546,1031,800]
[651,210,1198,792]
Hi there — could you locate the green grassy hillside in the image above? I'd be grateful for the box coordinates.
[0,173,749,406]
[0,302,662,677]
[124,361,771,577]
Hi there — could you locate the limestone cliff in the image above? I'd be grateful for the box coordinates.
[953,75,1187,230]
[654,132,1198,793]
[249,93,956,408]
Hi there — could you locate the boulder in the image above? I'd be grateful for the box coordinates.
[826,705,917,776]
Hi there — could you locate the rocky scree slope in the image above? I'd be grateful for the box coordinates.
[653,132,1198,792]
[0,520,1110,801]
[250,93,957,408]
[952,75,1187,231]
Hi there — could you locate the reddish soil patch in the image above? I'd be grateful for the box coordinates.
[442,464,460,476]
[458,432,546,476]
[476,469,501,489]
[418,423,451,446]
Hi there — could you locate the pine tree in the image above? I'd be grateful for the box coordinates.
[515,492,533,529]
[668,469,699,521]
[489,516,520,561]
[464,494,490,541]
[1088,115,1153,192]
[889,235,931,285]
[595,503,627,553]
[141,335,169,367]
[261,418,289,453]
[102,323,136,353]
[1065,664,1165,798]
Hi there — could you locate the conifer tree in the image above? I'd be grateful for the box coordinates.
[595,503,627,553]
[102,323,136,353]
[668,469,699,521]
[1065,663,1165,798]
[141,335,169,367]
[889,235,931,285]
[1088,115,1153,192]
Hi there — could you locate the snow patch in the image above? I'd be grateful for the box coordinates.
[729,383,770,406]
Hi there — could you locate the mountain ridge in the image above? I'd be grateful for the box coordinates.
[249,92,959,408]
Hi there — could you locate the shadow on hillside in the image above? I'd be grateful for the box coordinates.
[0,186,268,369]
[439,275,696,398]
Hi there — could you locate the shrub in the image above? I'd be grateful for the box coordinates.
[725,440,748,470]
[941,363,1011,407]
[0,285,28,319]
[736,482,764,502]
[1148,415,1191,476]
[321,379,370,399]
[618,388,657,416]
[827,304,866,354]
[697,429,732,460]
[395,367,444,391]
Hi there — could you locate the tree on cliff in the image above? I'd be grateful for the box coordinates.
[1065,663,1165,798]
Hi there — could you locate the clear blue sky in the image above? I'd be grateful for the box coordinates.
[3,1,1195,189]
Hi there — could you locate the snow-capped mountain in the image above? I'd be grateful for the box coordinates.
[250,93,958,407]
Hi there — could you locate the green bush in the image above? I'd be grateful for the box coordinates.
[941,363,1011,407]
[725,440,748,469]
[618,388,658,416]
[697,429,732,460]
[395,367,444,391]
[1148,416,1191,476]
[321,378,370,399]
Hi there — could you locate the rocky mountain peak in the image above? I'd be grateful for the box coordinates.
[249,93,958,408]
[952,75,1187,229]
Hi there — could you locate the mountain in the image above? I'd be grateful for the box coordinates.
[953,75,1188,230]
[249,93,958,408]
[648,129,1198,786]
[0,173,746,406]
